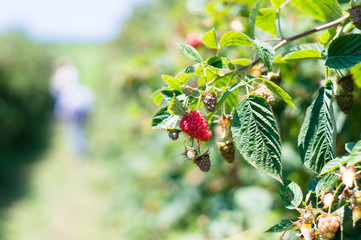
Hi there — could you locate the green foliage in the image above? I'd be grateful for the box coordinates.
[281,49,323,62]
[256,8,277,36]
[251,40,275,69]
[315,172,339,195]
[152,107,180,130]
[178,43,203,63]
[262,79,296,108]
[280,180,303,209]
[326,34,361,69]
[320,27,337,45]
[346,140,361,166]
[265,219,296,232]
[292,0,343,21]
[202,28,218,49]
[298,81,336,173]
[231,95,283,183]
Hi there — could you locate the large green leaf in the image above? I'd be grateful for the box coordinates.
[161,75,183,92]
[219,31,253,47]
[249,1,261,39]
[251,39,275,69]
[351,62,361,88]
[325,34,361,69]
[280,180,303,209]
[292,0,342,22]
[298,81,336,173]
[168,95,186,116]
[270,0,286,8]
[178,43,203,63]
[282,50,323,61]
[231,95,283,183]
[152,107,180,130]
[347,140,361,166]
[256,8,277,36]
[202,28,218,49]
[265,219,297,233]
[263,79,296,108]
[320,156,348,175]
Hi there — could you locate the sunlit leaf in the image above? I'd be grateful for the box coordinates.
[347,140,361,166]
[292,0,342,22]
[256,8,277,36]
[202,28,218,49]
[280,180,303,209]
[178,43,203,63]
[152,107,180,130]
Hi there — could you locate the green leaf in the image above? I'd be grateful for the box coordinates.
[263,79,296,108]
[206,80,245,121]
[202,28,218,49]
[206,57,230,70]
[256,8,277,36]
[351,62,361,88]
[232,58,252,65]
[178,43,203,63]
[280,180,303,209]
[282,49,323,62]
[251,39,275,69]
[219,31,253,47]
[249,1,261,38]
[290,43,326,53]
[325,34,361,69]
[347,140,361,166]
[184,66,195,74]
[292,0,342,22]
[231,95,283,183]
[320,28,337,45]
[320,156,347,175]
[151,92,164,105]
[298,81,336,173]
[265,219,296,233]
[270,0,286,8]
[152,107,180,130]
[168,95,186,116]
[315,173,338,195]
[161,75,183,92]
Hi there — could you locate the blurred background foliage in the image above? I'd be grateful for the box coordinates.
[0,0,361,239]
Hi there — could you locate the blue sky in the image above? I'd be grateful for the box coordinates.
[0,0,148,43]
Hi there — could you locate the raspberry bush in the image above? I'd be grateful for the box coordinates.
[150,0,361,239]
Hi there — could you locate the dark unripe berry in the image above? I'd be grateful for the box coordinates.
[335,94,354,114]
[337,75,354,93]
[194,153,211,172]
[350,6,361,30]
[217,141,235,163]
[202,92,217,112]
[168,129,180,140]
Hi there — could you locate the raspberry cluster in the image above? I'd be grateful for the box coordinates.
[179,110,212,142]
[318,215,340,239]
[253,84,275,105]
[202,92,217,112]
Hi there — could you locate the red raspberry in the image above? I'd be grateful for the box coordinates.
[186,33,203,48]
[179,110,212,142]
[317,214,340,239]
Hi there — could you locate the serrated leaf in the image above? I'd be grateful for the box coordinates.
[231,95,283,183]
[202,28,218,49]
[263,79,296,108]
[265,219,297,233]
[161,89,182,103]
[298,81,336,173]
[320,156,347,175]
[292,0,342,22]
[347,140,361,166]
[325,34,361,69]
[315,173,338,195]
[161,75,183,92]
[351,62,361,88]
[219,31,253,47]
[232,58,252,65]
[206,57,229,70]
[282,49,323,62]
[184,66,195,74]
[320,28,337,45]
[178,43,203,63]
[251,39,275,69]
[168,95,186,116]
[249,1,261,38]
[270,0,286,8]
[280,180,303,209]
[152,107,180,130]
[256,8,277,36]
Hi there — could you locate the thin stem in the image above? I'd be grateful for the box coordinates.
[329,184,343,214]
[277,8,285,39]
[280,0,291,8]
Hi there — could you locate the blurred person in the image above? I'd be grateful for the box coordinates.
[50,61,95,156]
